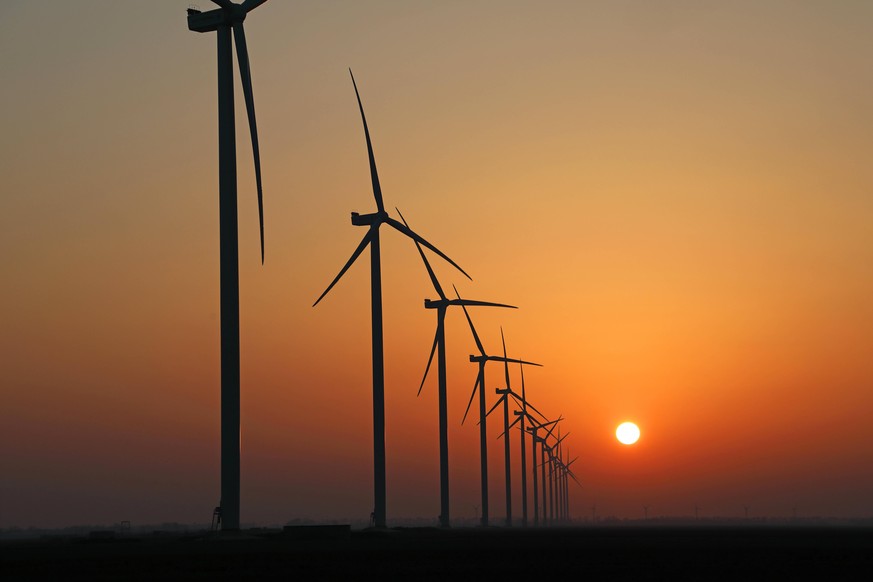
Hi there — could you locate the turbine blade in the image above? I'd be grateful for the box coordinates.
[495,357,543,368]
[396,208,445,300]
[312,230,372,306]
[461,373,481,425]
[385,217,471,281]
[497,416,520,440]
[456,286,486,356]
[232,22,265,264]
[452,299,516,309]
[485,395,504,418]
[417,328,439,397]
[349,69,384,213]
[520,362,526,403]
[524,401,548,421]
[211,0,235,9]
[241,0,269,11]
[501,327,511,390]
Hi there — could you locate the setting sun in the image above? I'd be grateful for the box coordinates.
[616,422,641,445]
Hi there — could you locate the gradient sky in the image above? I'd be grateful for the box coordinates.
[2,1,872,528]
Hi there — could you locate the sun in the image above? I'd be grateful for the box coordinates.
[616,422,641,445]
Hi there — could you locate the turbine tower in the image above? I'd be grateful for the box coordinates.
[187,0,270,531]
[402,216,515,529]
[313,71,469,528]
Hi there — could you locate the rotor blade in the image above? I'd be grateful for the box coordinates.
[568,470,583,487]
[312,230,372,306]
[485,394,504,418]
[385,217,471,280]
[241,0,269,11]
[514,393,547,421]
[396,208,445,300]
[232,22,265,264]
[543,420,560,441]
[493,356,543,368]
[508,392,542,424]
[417,328,439,397]
[461,373,481,425]
[349,69,384,213]
[520,362,526,403]
[497,415,522,440]
[210,0,235,9]
[452,299,516,309]
[456,285,486,356]
[501,327,511,390]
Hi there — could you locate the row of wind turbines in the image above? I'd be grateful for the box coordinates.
[186,0,579,531]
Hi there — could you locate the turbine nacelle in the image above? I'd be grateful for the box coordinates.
[188,0,263,32]
[350,210,389,226]
[187,8,246,32]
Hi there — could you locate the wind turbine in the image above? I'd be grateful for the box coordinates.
[501,363,557,527]
[401,217,515,529]
[544,428,569,524]
[509,362,545,527]
[313,71,470,528]
[535,417,561,525]
[558,445,581,522]
[459,312,540,527]
[187,0,269,531]
[485,329,539,527]
[497,364,549,527]
[525,416,560,526]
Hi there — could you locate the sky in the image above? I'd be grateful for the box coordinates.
[1,1,872,529]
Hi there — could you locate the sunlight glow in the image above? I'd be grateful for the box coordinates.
[616,422,641,445]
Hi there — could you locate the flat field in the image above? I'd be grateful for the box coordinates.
[3,526,872,580]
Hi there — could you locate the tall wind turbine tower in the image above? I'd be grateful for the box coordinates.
[187,0,270,531]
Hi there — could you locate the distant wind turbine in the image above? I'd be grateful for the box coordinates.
[187,0,270,531]
[401,215,515,529]
[313,71,470,528]
[459,310,541,527]
[543,428,569,524]
[486,329,540,527]
[525,416,560,526]
[497,364,549,527]
[536,418,562,524]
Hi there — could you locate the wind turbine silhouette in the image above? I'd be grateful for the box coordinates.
[459,311,540,527]
[555,442,580,522]
[485,329,541,527]
[313,71,470,529]
[401,217,515,529]
[493,363,548,527]
[525,416,560,526]
[187,0,269,531]
[535,417,562,524]
[543,428,569,524]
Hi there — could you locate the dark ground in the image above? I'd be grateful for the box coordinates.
[3,526,872,580]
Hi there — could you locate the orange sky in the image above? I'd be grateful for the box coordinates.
[1,1,872,528]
